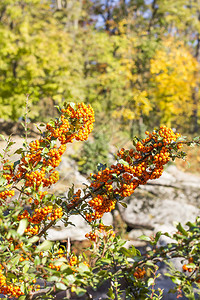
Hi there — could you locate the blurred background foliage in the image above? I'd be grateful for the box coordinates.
[0,0,200,138]
[72,126,111,175]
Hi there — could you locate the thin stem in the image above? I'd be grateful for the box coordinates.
[38,219,55,238]
[19,243,35,263]
[25,94,30,148]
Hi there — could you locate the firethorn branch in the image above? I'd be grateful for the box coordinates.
[38,219,56,238]
[18,243,35,264]
[0,102,200,298]
[134,231,200,271]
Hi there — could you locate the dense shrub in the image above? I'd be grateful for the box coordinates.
[0,102,200,299]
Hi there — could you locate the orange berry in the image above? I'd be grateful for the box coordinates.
[182,264,188,272]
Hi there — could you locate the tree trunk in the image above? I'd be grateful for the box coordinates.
[56,0,62,10]
[191,19,200,133]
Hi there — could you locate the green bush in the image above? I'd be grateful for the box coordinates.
[0,102,200,300]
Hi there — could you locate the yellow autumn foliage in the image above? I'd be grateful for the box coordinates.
[150,38,199,126]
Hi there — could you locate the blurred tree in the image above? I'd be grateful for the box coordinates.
[0,0,70,119]
[0,0,199,135]
[0,0,93,120]
[150,38,198,129]
[91,0,200,133]
[140,0,200,132]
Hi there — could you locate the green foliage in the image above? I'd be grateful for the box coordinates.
[0,0,86,120]
[74,127,111,175]
[1,0,200,134]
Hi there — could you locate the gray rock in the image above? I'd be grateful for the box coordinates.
[46,215,91,241]
[58,156,90,188]
[118,166,200,232]
[128,228,153,240]
[46,213,113,241]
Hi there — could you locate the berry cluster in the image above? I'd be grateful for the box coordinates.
[70,189,81,204]
[85,126,182,221]
[182,257,195,273]
[0,103,95,298]
[85,226,115,242]
[2,161,14,183]
[0,265,23,298]
[0,189,15,201]
[48,252,78,271]
[181,257,200,283]
[133,267,146,279]
[60,103,95,142]
[69,255,78,267]
[85,231,98,242]
[18,206,63,236]
[87,194,116,220]
[10,103,94,232]
[6,103,94,192]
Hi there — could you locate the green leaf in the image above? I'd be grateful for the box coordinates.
[7,141,15,148]
[119,247,132,257]
[7,272,17,280]
[47,276,60,282]
[112,173,118,178]
[77,262,90,273]
[145,261,156,267]
[20,284,25,294]
[54,258,67,266]
[34,255,40,266]
[96,258,111,265]
[97,270,108,276]
[132,136,140,146]
[171,276,182,285]
[75,287,87,296]
[155,231,162,243]
[18,296,26,300]
[28,236,40,244]
[10,254,21,266]
[67,184,74,198]
[17,219,28,236]
[177,223,188,237]
[0,176,7,186]
[63,274,76,284]
[107,288,115,299]
[163,232,172,238]
[23,263,29,273]
[54,106,61,112]
[14,160,21,169]
[48,120,55,127]
[118,159,129,166]
[55,282,67,290]
[42,147,50,155]
[42,256,47,265]
[14,148,24,154]
[50,140,57,148]
[35,240,53,252]
[61,266,74,274]
[0,134,6,141]
[186,221,195,228]
[118,201,127,208]
[147,278,154,287]
[139,235,151,242]
[68,102,76,109]
[97,163,107,171]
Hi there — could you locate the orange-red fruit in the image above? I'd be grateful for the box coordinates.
[182,264,188,272]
